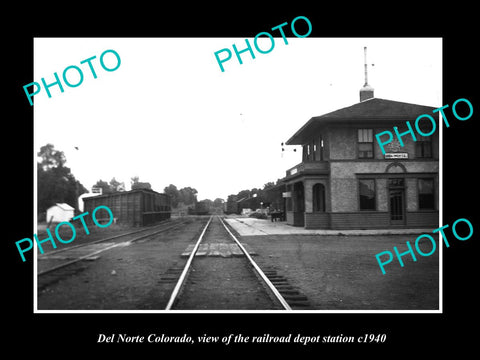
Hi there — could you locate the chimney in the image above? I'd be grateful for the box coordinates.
[360,46,374,102]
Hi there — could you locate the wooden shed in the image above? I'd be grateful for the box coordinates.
[46,203,75,223]
[82,189,171,227]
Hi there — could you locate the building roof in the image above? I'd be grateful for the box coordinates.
[48,203,74,211]
[82,188,165,201]
[286,98,438,145]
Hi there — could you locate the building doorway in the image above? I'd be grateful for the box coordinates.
[293,181,305,226]
[388,178,405,225]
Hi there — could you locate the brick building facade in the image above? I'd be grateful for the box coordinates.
[282,86,439,229]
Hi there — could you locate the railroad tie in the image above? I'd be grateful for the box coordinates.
[263,268,313,309]
[180,243,256,257]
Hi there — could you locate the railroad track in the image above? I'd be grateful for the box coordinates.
[38,215,311,310]
[165,215,301,310]
[37,218,188,277]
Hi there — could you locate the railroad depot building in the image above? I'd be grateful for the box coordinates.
[282,85,439,229]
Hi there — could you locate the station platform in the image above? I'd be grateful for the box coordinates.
[224,217,432,236]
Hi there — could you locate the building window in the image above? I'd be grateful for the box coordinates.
[358,129,373,158]
[303,144,310,161]
[359,179,375,210]
[416,137,433,158]
[418,178,435,209]
[315,136,323,161]
[312,183,325,212]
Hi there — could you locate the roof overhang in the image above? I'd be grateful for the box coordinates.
[285,98,438,145]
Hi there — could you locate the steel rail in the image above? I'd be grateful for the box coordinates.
[38,219,183,257]
[38,220,186,277]
[164,215,213,310]
[219,216,292,311]
[38,242,126,276]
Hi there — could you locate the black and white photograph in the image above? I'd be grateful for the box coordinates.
[32,37,441,312]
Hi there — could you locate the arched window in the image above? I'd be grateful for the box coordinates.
[313,183,325,212]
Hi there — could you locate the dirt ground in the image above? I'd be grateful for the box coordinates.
[241,233,439,310]
[173,217,277,310]
[37,218,208,310]
[37,216,439,311]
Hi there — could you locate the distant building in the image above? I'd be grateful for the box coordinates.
[82,189,170,227]
[281,54,439,229]
[265,183,287,213]
[46,203,75,223]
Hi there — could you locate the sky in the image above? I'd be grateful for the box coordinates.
[34,37,442,201]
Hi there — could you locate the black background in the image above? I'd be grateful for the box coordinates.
[6,4,478,356]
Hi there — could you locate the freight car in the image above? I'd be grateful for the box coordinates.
[82,189,170,227]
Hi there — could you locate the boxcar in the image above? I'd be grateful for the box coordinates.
[83,189,171,227]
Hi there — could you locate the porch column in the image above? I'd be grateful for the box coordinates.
[290,183,296,212]
[304,180,313,213]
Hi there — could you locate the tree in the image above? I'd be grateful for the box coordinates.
[163,185,199,209]
[94,180,112,194]
[200,199,213,212]
[164,184,180,208]
[131,182,151,190]
[131,176,151,190]
[37,144,87,217]
[94,177,128,194]
[130,176,139,186]
[179,187,198,205]
[236,189,252,201]
[263,182,275,190]
[38,143,66,171]
[109,177,125,192]
[213,198,224,209]
[189,199,211,215]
